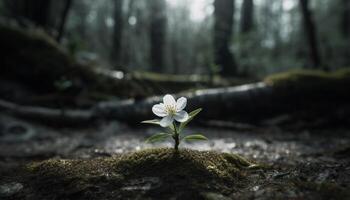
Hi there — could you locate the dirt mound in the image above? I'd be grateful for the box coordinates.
[22,148,256,199]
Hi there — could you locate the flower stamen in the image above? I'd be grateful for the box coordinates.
[165,105,176,115]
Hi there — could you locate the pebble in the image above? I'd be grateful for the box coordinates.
[0,182,23,197]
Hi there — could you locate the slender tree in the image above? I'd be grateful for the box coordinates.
[149,0,166,72]
[213,0,237,76]
[341,0,350,38]
[111,0,124,66]
[2,0,75,40]
[28,0,52,28]
[56,0,73,42]
[340,0,350,66]
[3,0,53,28]
[299,0,322,69]
[240,0,254,34]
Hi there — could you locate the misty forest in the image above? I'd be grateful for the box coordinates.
[0,0,350,199]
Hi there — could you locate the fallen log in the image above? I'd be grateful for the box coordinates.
[1,68,350,126]
[94,82,274,122]
[0,82,274,125]
[95,68,350,123]
[0,99,93,126]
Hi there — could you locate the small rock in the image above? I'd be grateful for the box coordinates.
[121,177,161,191]
[2,123,35,142]
[273,172,291,179]
[201,192,231,200]
[7,125,27,135]
[315,170,330,183]
[251,185,260,191]
[0,182,23,197]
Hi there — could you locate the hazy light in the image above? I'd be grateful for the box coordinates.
[166,0,213,22]
[106,17,114,27]
[87,10,97,23]
[190,0,210,21]
[111,71,124,79]
[282,0,295,11]
[128,16,137,26]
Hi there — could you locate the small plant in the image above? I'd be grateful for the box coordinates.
[142,94,208,150]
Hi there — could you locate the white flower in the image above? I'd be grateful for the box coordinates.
[152,94,189,127]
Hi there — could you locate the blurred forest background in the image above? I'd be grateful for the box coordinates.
[0,0,350,119]
[1,2,350,199]
[1,0,349,78]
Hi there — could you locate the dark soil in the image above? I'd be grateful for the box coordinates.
[0,113,349,199]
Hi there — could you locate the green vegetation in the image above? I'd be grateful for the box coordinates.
[264,68,350,100]
[25,148,256,199]
[264,68,350,89]
[143,107,207,150]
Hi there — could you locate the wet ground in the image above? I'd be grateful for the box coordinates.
[0,113,349,199]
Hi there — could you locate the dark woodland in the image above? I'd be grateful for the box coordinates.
[0,0,349,199]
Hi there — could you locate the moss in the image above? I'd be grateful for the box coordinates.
[264,68,350,92]
[114,148,253,180]
[262,68,350,113]
[131,71,254,94]
[24,148,257,199]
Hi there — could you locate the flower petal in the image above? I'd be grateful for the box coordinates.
[152,103,167,117]
[176,97,187,111]
[160,116,174,127]
[174,110,189,122]
[163,94,176,106]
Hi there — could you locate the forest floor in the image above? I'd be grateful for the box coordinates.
[0,113,349,199]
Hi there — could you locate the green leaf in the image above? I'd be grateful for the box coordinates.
[142,119,175,134]
[168,123,175,131]
[145,133,172,143]
[141,119,161,125]
[179,108,202,133]
[182,134,208,142]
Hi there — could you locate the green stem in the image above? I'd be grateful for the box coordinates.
[173,122,179,151]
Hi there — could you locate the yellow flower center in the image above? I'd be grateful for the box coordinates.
[165,105,176,115]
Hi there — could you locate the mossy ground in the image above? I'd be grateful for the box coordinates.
[1,123,350,200]
[22,148,257,199]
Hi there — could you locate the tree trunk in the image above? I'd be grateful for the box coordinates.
[4,0,53,28]
[240,0,254,34]
[213,0,237,77]
[29,0,52,28]
[56,0,73,42]
[111,0,124,67]
[299,0,322,69]
[341,0,350,38]
[149,0,166,72]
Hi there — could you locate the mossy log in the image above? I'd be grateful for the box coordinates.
[0,23,95,93]
[1,68,350,125]
[94,68,350,123]
[0,82,270,125]
[0,22,158,101]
